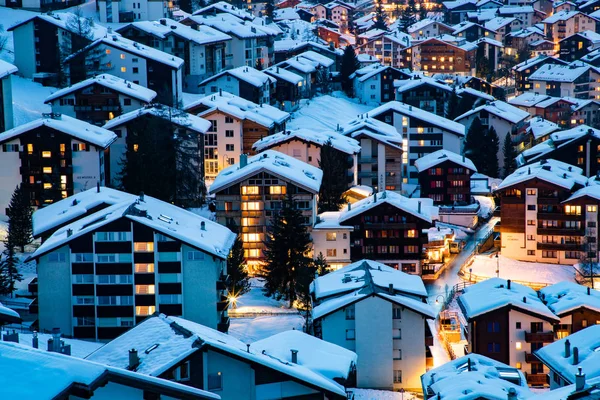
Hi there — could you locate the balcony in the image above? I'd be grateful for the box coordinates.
[217,296,229,312]
[216,274,228,291]
[358,171,377,178]
[525,352,539,363]
[526,373,549,386]
[358,158,376,164]
[217,316,230,333]
[537,228,584,236]
[525,331,554,343]
[537,242,582,251]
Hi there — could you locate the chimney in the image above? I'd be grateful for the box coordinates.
[240,154,248,168]
[576,367,586,391]
[246,344,250,353]
[588,287,591,295]
[507,280,511,290]
[67,229,73,237]
[97,181,100,193]
[219,88,222,96]
[574,347,579,365]
[291,349,298,363]
[139,192,145,202]
[467,357,472,371]
[48,328,62,353]
[160,19,166,25]
[565,339,571,358]
[201,221,206,231]
[418,201,422,213]
[507,388,518,400]
[32,331,38,349]
[347,202,351,211]
[129,349,140,370]
[523,296,527,304]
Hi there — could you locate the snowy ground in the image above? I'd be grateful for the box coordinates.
[11,76,54,126]
[474,195,495,219]
[287,93,372,132]
[465,253,577,285]
[229,278,300,315]
[348,388,419,400]
[426,319,450,368]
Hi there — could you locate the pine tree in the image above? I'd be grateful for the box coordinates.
[318,140,350,212]
[445,87,459,120]
[463,117,485,172]
[341,45,359,97]
[6,185,32,253]
[399,0,417,31]
[502,132,517,178]
[179,0,193,14]
[265,0,275,22]
[0,239,22,297]
[313,252,330,276]
[373,1,388,31]
[260,195,314,308]
[482,126,500,178]
[226,222,251,305]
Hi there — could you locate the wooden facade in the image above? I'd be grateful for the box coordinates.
[418,159,475,205]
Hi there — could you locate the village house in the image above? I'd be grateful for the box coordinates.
[198,66,276,105]
[0,60,17,133]
[351,64,410,105]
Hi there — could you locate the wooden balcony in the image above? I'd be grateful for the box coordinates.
[525,352,539,363]
[525,331,554,343]
[526,373,549,386]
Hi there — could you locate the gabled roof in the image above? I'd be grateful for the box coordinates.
[368,101,466,137]
[559,30,600,44]
[103,105,211,133]
[264,64,304,84]
[273,39,343,56]
[498,159,586,191]
[8,12,107,39]
[45,74,157,104]
[209,150,323,194]
[540,282,600,317]
[183,91,290,128]
[508,92,552,107]
[117,18,232,46]
[252,128,360,155]
[342,116,403,150]
[310,260,434,320]
[184,13,280,39]
[455,100,530,124]
[564,184,600,203]
[543,9,583,24]
[513,55,567,73]
[458,278,559,322]
[338,190,436,224]
[395,76,453,94]
[407,18,451,34]
[350,63,409,83]
[442,0,477,10]
[86,314,352,397]
[526,117,561,140]
[0,114,116,148]
[30,191,235,261]
[192,1,256,20]
[0,302,21,324]
[485,16,517,31]
[520,125,600,164]
[0,59,17,80]
[414,149,477,173]
[199,65,276,88]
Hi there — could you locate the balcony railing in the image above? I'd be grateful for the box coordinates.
[525,331,554,343]
[536,242,582,251]
[526,373,549,386]
[525,352,539,363]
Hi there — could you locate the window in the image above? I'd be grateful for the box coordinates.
[588,205,598,212]
[527,205,536,211]
[98,275,132,284]
[583,319,588,328]
[487,322,500,333]
[346,329,356,340]
[73,274,94,284]
[97,254,117,263]
[326,232,337,241]
[393,329,401,339]
[120,67,127,72]
[542,250,557,258]
[48,253,66,262]
[393,307,401,319]
[404,245,418,253]
[527,250,535,256]
[527,220,535,226]
[160,294,181,304]
[326,249,337,257]
[269,186,286,195]
[135,263,154,273]
[42,151,51,158]
[225,116,234,123]
[173,362,190,381]
[345,306,355,320]
[75,296,94,305]
[516,322,522,329]
[187,251,205,261]
[98,296,118,305]
[565,205,582,216]
[225,144,234,151]
[225,130,234,137]
[527,189,536,196]
[394,349,402,360]
[393,370,402,383]
[123,98,132,106]
[516,342,522,350]
[136,306,156,316]
[487,343,501,353]
[73,253,93,263]
[132,67,139,74]
[516,362,522,370]
[76,317,95,326]
[134,242,154,252]
[207,372,223,391]
[96,232,128,242]
[241,186,259,195]
[405,229,416,238]
[527,235,535,241]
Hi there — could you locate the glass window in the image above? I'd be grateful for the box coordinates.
[326,232,337,241]
[187,251,204,261]
[345,306,355,320]
[269,186,286,195]
[136,306,156,316]
[134,242,154,252]
[135,263,155,273]
[393,307,401,319]
[136,284,156,294]
[158,252,179,262]
[75,296,94,305]
[207,373,223,391]
[73,274,94,284]
[241,186,259,195]
[48,253,66,262]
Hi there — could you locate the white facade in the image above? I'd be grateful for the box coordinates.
[508,309,554,376]
[11,21,36,79]
[201,110,244,184]
[199,72,272,105]
[38,246,72,337]
[98,0,168,23]
[353,74,382,105]
[1,73,15,132]
[311,227,352,269]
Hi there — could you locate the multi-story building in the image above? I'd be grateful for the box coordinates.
[513,55,568,94]
[0,60,17,133]
[311,211,353,270]
[458,278,560,387]
[0,113,116,213]
[442,0,478,24]
[452,21,498,43]
[336,191,436,274]
[324,1,354,32]
[64,34,184,106]
[263,65,304,111]
[408,19,454,40]
[351,64,410,105]
[27,189,235,340]
[395,76,453,116]
[273,40,342,65]
[406,37,477,76]
[414,149,477,205]
[529,62,600,100]
[44,74,157,126]
[198,66,275,105]
[311,260,435,390]
[543,10,597,42]
[116,18,232,92]
[367,101,465,184]
[209,150,322,271]
[558,31,600,62]
[496,159,589,265]
[98,0,168,23]
[357,30,412,69]
[342,116,403,191]
[183,90,290,182]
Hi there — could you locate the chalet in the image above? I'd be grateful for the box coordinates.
[351,64,410,105]
[273,40,342,64]
[442,0,478,24]
[0,60,17,133]
[558,31,600,62]
[357,30,412,69]
[531,39,557,57]
[311,211,353,269]
[407,37,477,76]
[512,55,568,94]
[484,17,522,43]
[263,65,306,111]
[408,19,454,40]
[543,11,597,42]
[199,66,275,105]
[451,21,497,43]
[395,76,453,116]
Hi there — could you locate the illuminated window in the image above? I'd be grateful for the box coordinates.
[134,242,154,252]
[535,83,540,89]
[565,205,581,216]
[43,167,52,173]
[105,49,111,54]
[326,232,337,241]
[136,305,156,315]
[135,284,155,295]
[419,140,425,146]
[245,249,260,258]
[516,362,522,369]
[133,144,139,152]
[516,342,522,350]
[27,144,33,154]
[42,151,51,158]
[417,127,424,133]
[120,53,126,59]
[61,191,68,199]
[241,186,259,195]
[135,263,155,273]
[43,183,52,189]
[121,67,127,72]
[60,143,66,152]
[406,229,416,238]
[402,117,408,127]
[241,202,261,211]
[241,218,259,226]
[588,205,598,212]
[108,112,115,120]
[269,186,286,195]
[242,233,261,242]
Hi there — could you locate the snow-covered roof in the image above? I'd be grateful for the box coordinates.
[414,149,477,173]
[443,0,477,10]
[540,282,600,317]
[534,96,577,109]
[513,55,567,72]
[200,65,276,88]
[498,5,534,14]
[184,91,289,127]
[350,64,405,83]
[186,13,279,39]
[274,7,301,21]
[274,39,343,55]
[0,114,116,148]
[0,302,21,323]
[539,375,600,400]
[264,65,304,84]
[520,125,600,165]
[32,187,137,238]
[0,341,218,400]
[313,211,351,230]
[118,18,232,46]
[292,50,335,68]
[368,101,466,137]
[458,278,560,322]
[559,30,600,44]
[456,86,495,102]
[543,9,582,24]
[508,26,544,38]
[526,117,561,140]
[210,150,323,194]
[8,12,107,40]
[342,116,403,150]
[455,100,530,124]
[45,74,157,104]
[564,184,600,204]
[422,354,531,400]
[86,314,351,397]
[535,325,600,383]
[509,92,552,107]
[529,62,598,83]
[0,59,17,80]
[338,190,436,224]
[252,128,360,155]
[311,260,434,319]
[407,18,449,33]
[192,1,256,20]
[30,192,235,261]
[103,105,211,133]
[395,76,453,94]
[498,159,586,191]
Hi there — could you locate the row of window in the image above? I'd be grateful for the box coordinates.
[362,245,419,254]
[73,275,180,286]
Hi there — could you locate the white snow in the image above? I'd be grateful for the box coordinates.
[3,331,103,358]
[528,62,595,83]
[339,191,436,225]
[526,117,561,141]
[287,93,372,132]
[118,18,232,46]
[542,9,582,23]
[0,302,20,321]
[229,315,305,342]
[200,65,276,88]
[229,278,299,315]
[343,116,403,150]
[414,150,477,173]
[539,282,600,316]
[193,1,256,21]
[252,128,360,155]
[395,76,452,95]
[264,65,304,84]
[455,100,530,124]
[11,75,55,126]
[498,159,587,191]
[348,389,420,400]
[474,195,495,219]
[103,104,211,133]
[186,13,279,39]
[0,59,17,79]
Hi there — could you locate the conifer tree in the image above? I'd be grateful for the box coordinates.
[373,1,388,30]
[341,45,359,97]
[6,185,32,253]
[260,195,314,308]
[313,252,330,276]
[318,140,349,212]
[463,117,485,172]
[0,238,22,297]
[265,0,275,22]
[226,222,251,304]
[398,0,417,31]
[483,126,500,178]
[445,87,460,120]
[502,132,517,178]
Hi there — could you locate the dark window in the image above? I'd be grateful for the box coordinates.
[516,322,521,329]
[487,322,500,332]
[531,322,543,333]
[123,98,132,106]
[487,343,501,353]
[527,205,536,211]
[207,373,222,390]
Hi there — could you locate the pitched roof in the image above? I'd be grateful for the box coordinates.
[185,13,279,39]
[342,116,403,150]
[45,74,157,104]
[458,278,560,322]
[252,128,360,155]
[103,105,211,133]
[395,76,453,94]
[543,9,582,24]
[264,65,304,84]
[508,92,552,107]
[209,150,323,194]
[540,282,600,316]
[0,114,116,148]
[199,65,276,87]
[0,59,17,80]
[498,159,586,191]
[414,149,477,172]
[513,55,567,72]
[192,1,256,20]
[455,100,530,124]
[8,12,107,39]
[117,18,232,46]
[30,191,235,261]
[519,125,600,164]
[350,64,407,82]
[526,117,561,140]
[528,62,598,83]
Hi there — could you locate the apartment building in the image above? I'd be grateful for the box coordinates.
[44,74,157,126]
[458,278,560,387]
[395,77,453,116]
[98,0,168,23]
[542,10,597,42]
[312,211,353,270]
[529,62,600,100]
[311,260,435,390]
[0,113,116,213]
[558,31,600,62]
[496,159,589,265]
[367,101,465,184]
[0,60,17,133]
[351,64,410,105]
[408,19,454,40]
[199,66,275,105]
[512,55,568,94]
[116,18,232,92]
[357,31,412,69]
[406,37,477,76]
[27,189,235,340]
[183,90,290,182]
[209,150,322,271]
